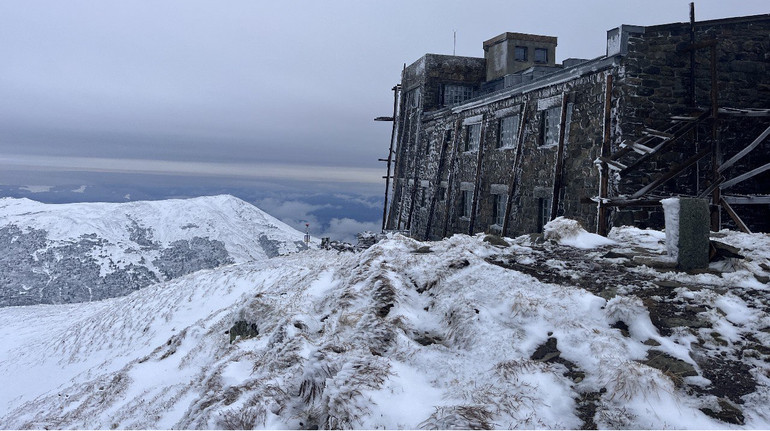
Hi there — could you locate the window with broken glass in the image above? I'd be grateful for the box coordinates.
[497,115,520,149]
[539,106,560,147]
[443,84,475,106]
[464,123,481,152]
[493,194,507,226]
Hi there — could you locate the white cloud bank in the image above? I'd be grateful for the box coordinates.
[0,154,382,184]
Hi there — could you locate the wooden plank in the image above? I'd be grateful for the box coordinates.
[619,110,711,175]
[720,162,770,190]
[550,93,570,221]
[670,115,701,121]
[597,157,627,171]
[697,175,724,198]
[723,195,770,205]
[710,43,721,231]
[598,74,613,236]
[424,127,452,240]
[502,102,529,237]
[601,198,664,207]
[643,128,675,139]
[442,119,463,238]
[469,114,488,235]
[719,107,770,117]
[405,116,423,231]
[631,147,711,198]
[718,125,770,173]
[720,198,752,234]
[620,140,654,154]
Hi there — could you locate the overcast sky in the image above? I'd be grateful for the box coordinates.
[1,0,767,194]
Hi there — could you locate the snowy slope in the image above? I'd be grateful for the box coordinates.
[0,195,310,306]
[1,228,769,429]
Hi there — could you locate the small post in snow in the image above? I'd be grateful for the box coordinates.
[661,197,710,271]
[304,223,311,246]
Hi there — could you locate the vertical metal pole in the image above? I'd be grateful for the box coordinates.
[598,74,613,236]
[381,84,400,231]
[710,44,721,231]
[689,2,696,107]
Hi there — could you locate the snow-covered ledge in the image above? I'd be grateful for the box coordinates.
[661,197,710,271]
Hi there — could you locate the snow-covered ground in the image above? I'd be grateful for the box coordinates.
[0,222,769,429]
[0,195,312,306]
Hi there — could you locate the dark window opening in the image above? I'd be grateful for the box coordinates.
[514,46,528,61]
[534,48,548,64]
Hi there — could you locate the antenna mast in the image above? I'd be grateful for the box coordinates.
[453,30,456,56]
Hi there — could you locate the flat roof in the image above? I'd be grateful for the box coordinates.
[483,32,558,50]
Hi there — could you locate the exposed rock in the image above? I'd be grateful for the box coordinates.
[700,398,745,425]
[483,234,509,247]
[229,321,259,344]
[641,350,698,378]
[531,337,560,362]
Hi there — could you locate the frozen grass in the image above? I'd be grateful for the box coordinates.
[1,225,769,429]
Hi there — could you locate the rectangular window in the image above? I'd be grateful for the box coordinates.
[514,46,528,61]
[540,106,561,147]
[534,48,548,64]
[443,84,474,106]
[493,194,507,226]
[464,123,481,152]
[461,190,473,218]
[497,115,520,149]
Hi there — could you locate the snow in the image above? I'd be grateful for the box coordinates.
[661,197,681,259]
[0,217,769,429]
[544,216,616,249]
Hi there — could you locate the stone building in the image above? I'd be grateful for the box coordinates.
[381,13,770,240]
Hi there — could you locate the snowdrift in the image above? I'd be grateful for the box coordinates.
[1,228,769,429]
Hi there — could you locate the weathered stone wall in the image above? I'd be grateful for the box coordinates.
[393,64,614,240]
[612,14,770,230]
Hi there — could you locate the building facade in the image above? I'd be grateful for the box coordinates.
[383,14,770,240]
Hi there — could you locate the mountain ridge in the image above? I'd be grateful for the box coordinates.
[0,194,310,307]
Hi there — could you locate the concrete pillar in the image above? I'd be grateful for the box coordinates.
[661,197,710,271]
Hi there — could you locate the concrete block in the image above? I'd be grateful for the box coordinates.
[662,197,710,271]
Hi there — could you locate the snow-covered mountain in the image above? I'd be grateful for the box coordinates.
[1,224,768,429]
[0,195,310,307]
